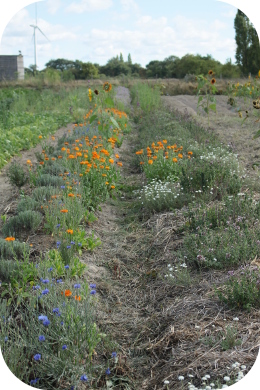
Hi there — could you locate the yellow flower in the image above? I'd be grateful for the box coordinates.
[26,159,32,164]
[148,160,153,165]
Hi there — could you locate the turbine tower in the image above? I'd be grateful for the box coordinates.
[30,3,49,73]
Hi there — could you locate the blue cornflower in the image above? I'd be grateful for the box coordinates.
[62,345,67,350]
[106,368,111,375]
[71,387,74,390]
[90,290,96,295]
[80,375,88,382]
[111,352,117,358]
[52,308,60,314]
[38,335,45,342]
[57,241,61,245]
[38,315,48,322]
[74,283,81,289]
[4,336,8,342]
[35,264,39,268]
[90,283,96,288]
[42,279,49,284]
[56,224,61,228]
[78,242,82,246]
[61,186,65,189]
[57,279,63,283]
[63,302,66,306]
[48,268,53,272]
[70,241,75,245]
[67,245,71,249]
[42,289,49,295]
[43,319,50,327]
[33,285,41,290]
[30,378,39,385]
[64,265,69,269]
[33,354,41,361]
[60,321,64,326]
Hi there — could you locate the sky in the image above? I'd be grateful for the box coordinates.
[0,0,249,71]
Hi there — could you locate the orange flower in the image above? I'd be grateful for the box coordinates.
[162,140,167,144]
[51,136,55,140]
[111,185,115,189]
[109,159,114,164]
[26,160,32,164]
[172,158,178,163]
[115,154,120,158]
[65,289,72,297]
[105,181,109,185]
[39,161,44,165]
[75,295,81,301]
[45,157,49,161]
[5,237,15,241]
[58,156,63,159]
[117,162,123,166]
[102,174,107,177]
[188,151,193,155]
[38,135,42,139]
[66,229,73,234]
[60,209,68,213]
[68,193,75,197]
[148,160,153,165]
[178,154,183,159]
[140,162,144,165]
[51,157,56,161]
[136,150,143,155]
[79,173,83,177]
[61,147,66,151]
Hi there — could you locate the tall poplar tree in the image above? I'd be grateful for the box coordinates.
[234,10,260,75]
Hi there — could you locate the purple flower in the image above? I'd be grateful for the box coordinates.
[38,315,48,322]
[42,289,49,295]
[56,224,61,228]
[228,271,234,276]
[90,290,96,295]
[67,245,71,249]
[42,279,49,284]
[65,265,69,269]
[33,285,41,290]
[33,354,41,361]
[57,241,61,246]
[105,368,111,375]
[60,321,64,326]
[111,352,117,358]
[52,308,60,314]
[30,378,39,385]
[48,268,53,272]
[43,319,50,327]
[89,284,96,288]
[71,241,75,245]
[80,375,88,382]
[57,279,63,283]
[78,242,82,246]
[4,336,8,342]
[38,335,45,342]
[61,186,65,189]
[62,345,67,350]
[74,283,81,289]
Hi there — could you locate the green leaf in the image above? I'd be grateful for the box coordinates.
[204,107,209,114]
[209,104,216,112]
[110,117,119,128]
[198,96,204,104]
[98,124,103,131]
[89,115,97,124]
[104,97,114,108]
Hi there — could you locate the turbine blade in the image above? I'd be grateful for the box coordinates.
[36,26,49,41]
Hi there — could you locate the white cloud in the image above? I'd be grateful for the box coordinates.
[221,5,237,18]
[66,0,113,13]
[120,0,139,13]
[46,0,62,15]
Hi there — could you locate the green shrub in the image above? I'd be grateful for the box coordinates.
[41,162,66,176]
[17,196,42,213]
[2,211,42,236]
[31,186,58,203]
[0,238,29,259]
[36,174,64,187]
[0,259,19,281]
[7,161,28,188]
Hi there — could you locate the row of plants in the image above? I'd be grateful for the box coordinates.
[0,82,129,388]
[130,81,260,313]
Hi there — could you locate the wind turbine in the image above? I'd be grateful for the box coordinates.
[30,3,49,74]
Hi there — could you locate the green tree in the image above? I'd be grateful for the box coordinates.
[234,10,260,75]
[119,52,124,62]
[128,53,132,64]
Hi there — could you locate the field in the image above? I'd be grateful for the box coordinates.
[0,78,260,390]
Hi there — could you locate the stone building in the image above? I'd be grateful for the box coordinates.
[0,54,25,81]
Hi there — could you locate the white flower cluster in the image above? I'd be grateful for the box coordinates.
[165,263,187,278]
[133,179,180,203]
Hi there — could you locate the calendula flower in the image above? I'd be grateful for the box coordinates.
[111,185,115,189]
[38,135,42,139]
[65,289,72,297]
[75,295,81,301]
[148,160,153,164]
[5,237,15,241]
[188,151,193,155]
[172,158,178,163]
[68,193,75,197]
[178,154,183,159]
[60,209,68,213]
[26,159,32,164]
[66,229,73,234]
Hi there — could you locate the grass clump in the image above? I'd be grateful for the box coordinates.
[2,211,42,237]
[214,265,260,311]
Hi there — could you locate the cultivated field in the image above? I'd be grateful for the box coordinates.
[0,79,260,390]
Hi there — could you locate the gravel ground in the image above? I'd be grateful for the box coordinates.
[115,86,131,107]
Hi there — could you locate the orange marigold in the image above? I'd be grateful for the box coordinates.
[5,237,15,241]
[65,289,72,297]
[66,229,73,234]
[60,209,68,213]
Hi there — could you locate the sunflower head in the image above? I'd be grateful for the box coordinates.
[211,78,216,85]
[94,89,99,95]
[208,70,213,75]
[103,82,112,92]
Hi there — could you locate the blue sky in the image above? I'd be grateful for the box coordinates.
[0,0,247,70]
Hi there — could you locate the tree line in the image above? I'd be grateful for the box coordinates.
[25,10,259,80]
